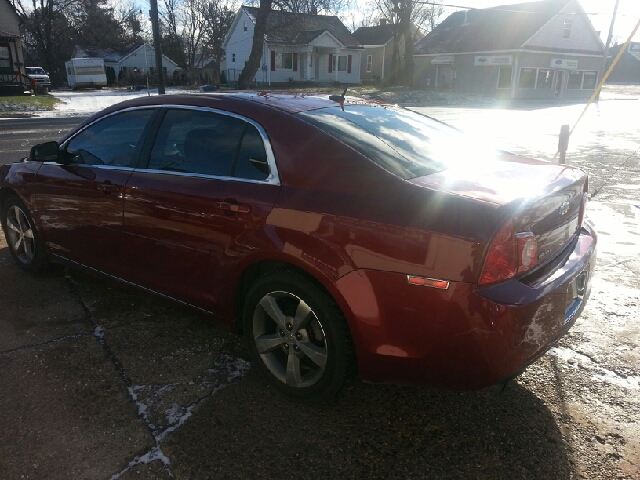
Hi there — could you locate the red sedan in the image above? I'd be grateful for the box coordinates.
[0,93,596,401]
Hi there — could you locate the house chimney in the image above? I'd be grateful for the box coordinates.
[310,5,317,14]
[463,10,468,25]
[380,18,387,26]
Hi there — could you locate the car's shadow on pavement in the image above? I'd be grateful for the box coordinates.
[163,365,572,480]
[0,245,571,480]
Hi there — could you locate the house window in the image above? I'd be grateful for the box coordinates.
[232,53,235,63]
[333,55,347,72]
[0,45,11,70]
[243,21,247,32]
[567,70,583,89]
[563,18,573,39]
[582,71,598,89]
[536,69,553,89]
[518,68,536,88]
[276,52,293,69]
[366,55,372,73]
[497,67,512,89]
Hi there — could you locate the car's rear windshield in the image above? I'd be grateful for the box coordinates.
[298,104,496,180]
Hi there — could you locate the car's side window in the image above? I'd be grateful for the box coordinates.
[65,109,155,167]
[147,109,270,180]
[232,125,270,181]
[148,109,246,177]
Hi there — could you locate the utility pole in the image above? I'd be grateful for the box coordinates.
[601,0,621,95]
[149,0,166,94]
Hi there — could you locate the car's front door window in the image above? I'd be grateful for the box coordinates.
[65,109,155,167]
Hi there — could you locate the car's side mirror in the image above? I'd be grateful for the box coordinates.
[30,141,61,162]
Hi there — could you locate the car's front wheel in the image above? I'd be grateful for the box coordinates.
[1,195,48,272]
[243,271,355,402]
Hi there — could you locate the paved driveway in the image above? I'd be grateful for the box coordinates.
[0,89,638,479]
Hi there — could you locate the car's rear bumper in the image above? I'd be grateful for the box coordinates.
[333,224,597,390]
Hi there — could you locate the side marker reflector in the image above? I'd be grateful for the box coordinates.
[407,275,450,290]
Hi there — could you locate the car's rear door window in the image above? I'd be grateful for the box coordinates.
[232,124,270,180]
[65,109,155,167]
[298,105,496,179]
[147,109,270,181]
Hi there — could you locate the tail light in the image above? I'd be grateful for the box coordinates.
[478,221,538,286]
[578,177,588,228]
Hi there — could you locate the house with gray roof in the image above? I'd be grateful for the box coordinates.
[413,0,605,100]
[223,6,363,85]
[72,44,180,81]
[605,42,640,84]
[353,23,398,82]
[353,21,424,83]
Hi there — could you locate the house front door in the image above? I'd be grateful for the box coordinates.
[437,65,454,89]
[555,70,565,97]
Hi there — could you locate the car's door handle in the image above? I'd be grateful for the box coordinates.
[97,183,120,194]
[217,201,251,214]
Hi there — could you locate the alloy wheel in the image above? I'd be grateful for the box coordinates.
[252,291,328,388]
[5,205,36,265]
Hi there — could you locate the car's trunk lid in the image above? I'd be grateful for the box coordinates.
[410,154,588,268]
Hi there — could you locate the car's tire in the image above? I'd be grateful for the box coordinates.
[1,195,49,272]
[242,270,355,402]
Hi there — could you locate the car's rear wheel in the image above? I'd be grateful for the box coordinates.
[243,271,355,402]
[1,196,48,272]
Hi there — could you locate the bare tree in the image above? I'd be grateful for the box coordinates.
[372,0,443,84]
[181,0,207,68]
[201,0,237,82]
[342,6,378,32]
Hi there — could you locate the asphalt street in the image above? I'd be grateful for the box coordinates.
[0,117,85,165]
[0,91,638,479]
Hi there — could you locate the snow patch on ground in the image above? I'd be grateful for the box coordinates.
[129,357,248,439]
[40,87,200,117]
[549,346,640,390]
[112,354,249,478]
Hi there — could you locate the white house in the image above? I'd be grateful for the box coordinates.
[72,44,181,80]
[224,6,363,85]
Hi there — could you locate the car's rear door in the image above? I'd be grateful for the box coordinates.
[121,106,281,311]
[33,107,158,275]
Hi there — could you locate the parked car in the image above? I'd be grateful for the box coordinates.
[0,93,597,401]
[24,67,51,92]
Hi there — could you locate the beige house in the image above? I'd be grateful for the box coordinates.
[0,0,29,94]
[353,23,398,82]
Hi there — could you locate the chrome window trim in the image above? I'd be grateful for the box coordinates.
[155,104,280,186]
[133,168,280,186]
[41,163,136,172]
[60,106,160,150]
[58,104,281,186]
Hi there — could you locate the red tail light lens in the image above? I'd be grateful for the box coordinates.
[478,221,538,286]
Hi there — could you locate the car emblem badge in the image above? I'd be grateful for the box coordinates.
[559,201,570,216]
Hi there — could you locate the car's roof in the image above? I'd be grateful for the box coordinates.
[118,92,378,115]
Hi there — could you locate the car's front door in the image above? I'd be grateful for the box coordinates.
[33,108,157,274]
[121,107,281,311]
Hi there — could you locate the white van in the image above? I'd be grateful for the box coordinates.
[65,58,107,88]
